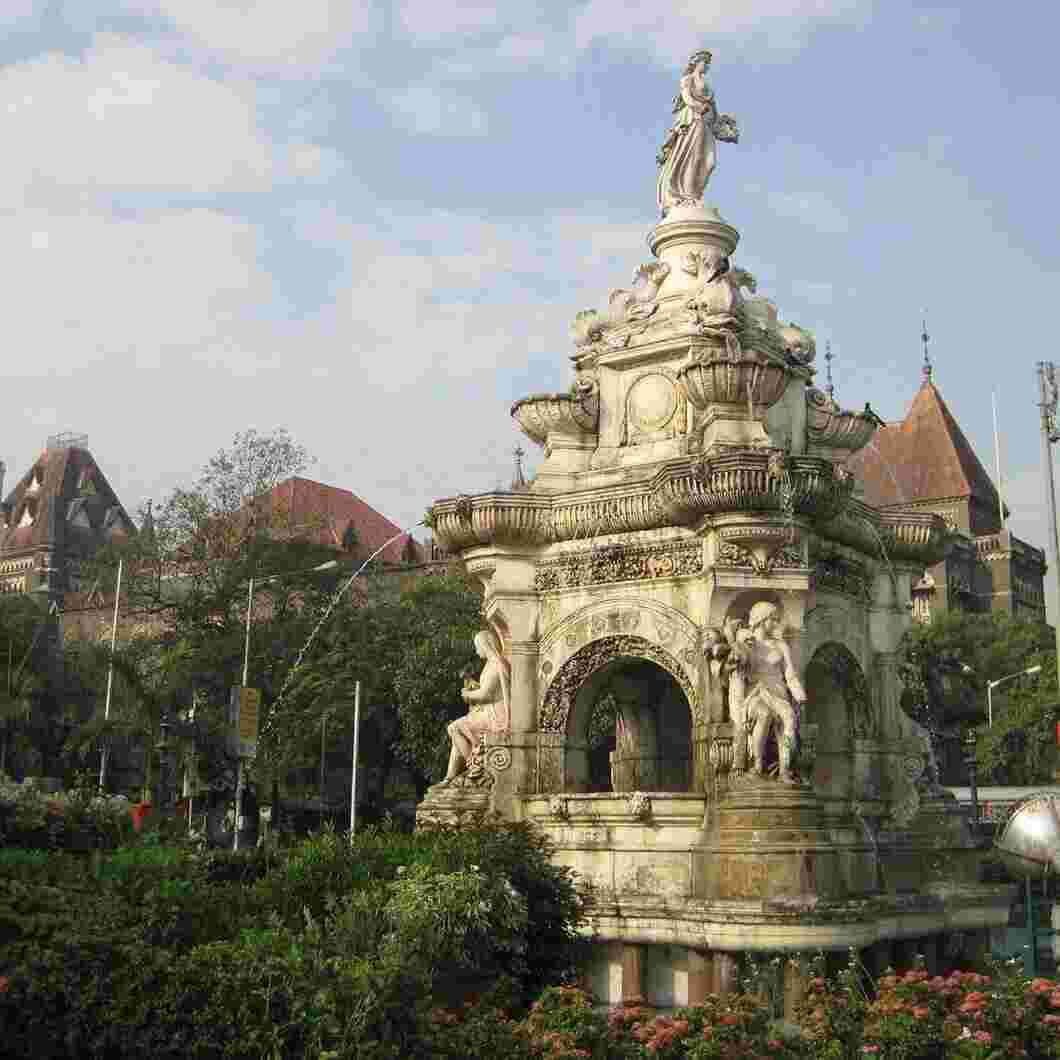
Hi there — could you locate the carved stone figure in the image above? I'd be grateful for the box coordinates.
[442,629,511,785]
[656,50,739,216]
[728,601,807,782]
[701,625,731,723]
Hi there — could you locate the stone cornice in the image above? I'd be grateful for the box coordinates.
[428,454,952,567]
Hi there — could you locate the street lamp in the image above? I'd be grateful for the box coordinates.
[988,665,1043,728]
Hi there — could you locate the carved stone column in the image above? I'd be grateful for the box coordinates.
[783,959,809,1021]
[508,639,539,733]
[687,949,713,1004]
[621,944,645,1002]
[870,651,902,735]
[715,952,739,995]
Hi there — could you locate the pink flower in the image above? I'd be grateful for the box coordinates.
[973,1030,992,1044]
[862,1047,880,1055]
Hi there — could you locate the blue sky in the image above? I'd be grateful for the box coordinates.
[3,2,1058,610]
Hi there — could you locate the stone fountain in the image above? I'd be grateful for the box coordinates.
[418,48,1012,1009]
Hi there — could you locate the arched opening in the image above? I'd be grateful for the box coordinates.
[804,642,870,799]
[567,657,693,793]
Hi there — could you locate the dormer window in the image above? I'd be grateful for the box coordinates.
[25,467,43,495]
[18,500,36,527]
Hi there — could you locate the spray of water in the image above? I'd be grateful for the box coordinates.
[260,522,424,741]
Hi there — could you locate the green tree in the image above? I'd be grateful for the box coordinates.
[898,610,1058,784]
[78,428,342,795]
[265,570,482,804]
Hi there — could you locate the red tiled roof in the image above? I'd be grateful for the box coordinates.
[846,380,1003,521]
[263,477,421,565]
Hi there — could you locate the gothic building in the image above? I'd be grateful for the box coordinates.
[0,433,136,602]
[846,349,1047,622]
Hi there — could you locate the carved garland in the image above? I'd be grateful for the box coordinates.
[535,541,702,591]
[539,634,698,732]
[716,541,802,574]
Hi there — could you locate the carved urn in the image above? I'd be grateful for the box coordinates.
[511,390,599,454]
[805,388,878,454]
[676,347,789,411]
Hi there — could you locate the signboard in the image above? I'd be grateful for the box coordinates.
[229,685,261,758]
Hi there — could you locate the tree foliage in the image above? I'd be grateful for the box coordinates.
[898,610,1059,784]
[75,428,341,793]
[264,570,482,802]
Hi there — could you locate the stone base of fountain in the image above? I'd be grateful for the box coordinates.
[701,776,873,902]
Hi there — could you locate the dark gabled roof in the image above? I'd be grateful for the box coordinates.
[0,446,135,554]
[846,379,1004,524]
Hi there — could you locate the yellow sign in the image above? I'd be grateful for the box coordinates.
[238,687,261,743]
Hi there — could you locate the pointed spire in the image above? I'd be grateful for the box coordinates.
[921,312,932,382]
[511,445,528,491]
[824,340,835,402]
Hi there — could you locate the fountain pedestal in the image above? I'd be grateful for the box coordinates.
[702,777,874,902]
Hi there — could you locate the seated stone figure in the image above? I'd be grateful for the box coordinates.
[441,628,511,785]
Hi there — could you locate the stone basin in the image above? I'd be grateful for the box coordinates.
[676,349,789,410]
[806,388,879,453]
[511,391,599,450]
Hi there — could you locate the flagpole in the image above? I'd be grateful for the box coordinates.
[992,392,1006,527]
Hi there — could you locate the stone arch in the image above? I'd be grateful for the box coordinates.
[540,635,697,733]
[541,636,695,792]
[538,597,702,712]
[803,641,873,799]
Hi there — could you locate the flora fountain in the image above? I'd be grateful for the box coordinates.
[418,49,1012,1011]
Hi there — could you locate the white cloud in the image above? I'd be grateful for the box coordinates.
[0,36,274,198]
[0,1,38,28]
[572,0,871,65]
[399,0,503,41]
[386,79,490,136]
[0,207,273,376]
[120,0,376,68]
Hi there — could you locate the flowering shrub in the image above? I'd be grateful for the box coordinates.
[801,951,1060,1059]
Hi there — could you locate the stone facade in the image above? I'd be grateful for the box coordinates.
[847,372,1047,622]
[0,435,135,603]
[415,52,1014,1001]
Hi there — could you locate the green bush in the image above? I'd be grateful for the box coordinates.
[0,818,589,1058]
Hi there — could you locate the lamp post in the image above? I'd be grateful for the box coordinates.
[988,665,1043,728]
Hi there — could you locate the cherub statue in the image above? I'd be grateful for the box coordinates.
[726,602,807,783]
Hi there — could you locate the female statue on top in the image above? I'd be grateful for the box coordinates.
[656,49,739,216]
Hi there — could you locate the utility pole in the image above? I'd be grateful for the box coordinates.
[1036,362,1060,697]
